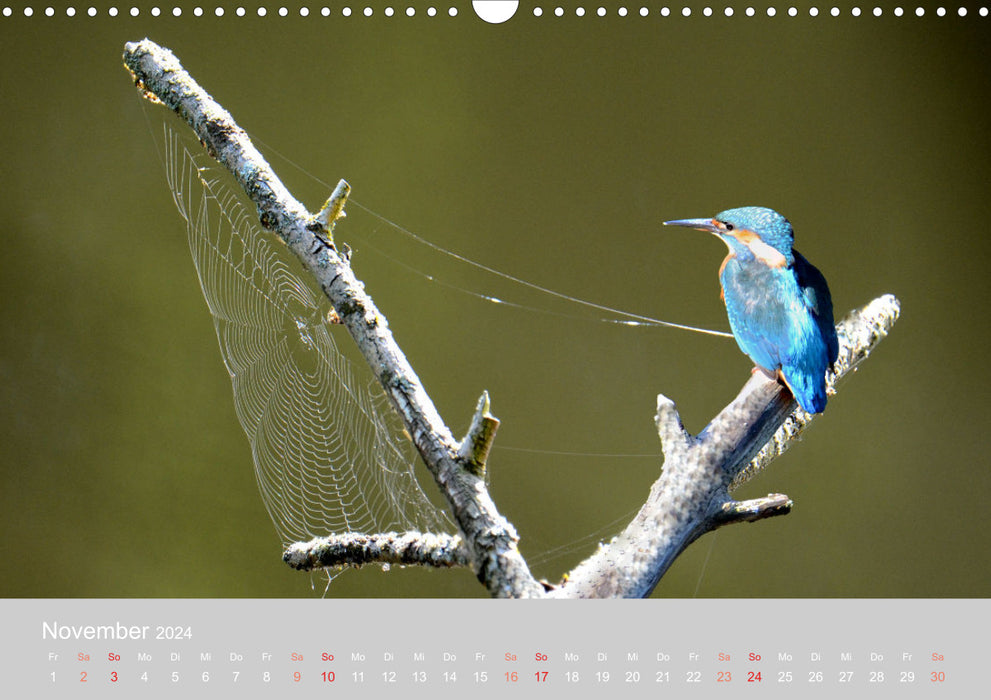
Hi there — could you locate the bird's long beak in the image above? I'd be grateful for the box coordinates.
[663,217,721,234]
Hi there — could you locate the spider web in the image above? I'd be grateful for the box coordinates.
[162,126,451,545]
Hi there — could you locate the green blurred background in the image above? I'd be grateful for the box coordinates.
[2,6,989,598]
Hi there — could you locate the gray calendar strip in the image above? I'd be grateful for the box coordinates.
[5,598,976,699]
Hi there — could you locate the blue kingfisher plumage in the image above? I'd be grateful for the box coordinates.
[664,207,839,413]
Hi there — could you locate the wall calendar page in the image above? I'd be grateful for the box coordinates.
[1,3,987,700]
[8,599,977,698]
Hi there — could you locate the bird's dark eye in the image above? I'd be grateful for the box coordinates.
[723,222,734,231]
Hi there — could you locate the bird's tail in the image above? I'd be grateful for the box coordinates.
[780,366,828,414]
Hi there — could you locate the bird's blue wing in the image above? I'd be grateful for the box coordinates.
[722,255,835,413]
[793,250,839,366]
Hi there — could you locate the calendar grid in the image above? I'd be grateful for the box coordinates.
[7,598,975,699]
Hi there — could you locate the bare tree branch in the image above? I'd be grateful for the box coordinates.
[552,295,900,598]
[457,391,500,478]
[123,38,545,598]
[124,39,900,598]
[285,532,469,571]
[712,494,793,527]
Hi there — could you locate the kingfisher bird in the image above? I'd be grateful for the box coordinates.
[664,207,839,413]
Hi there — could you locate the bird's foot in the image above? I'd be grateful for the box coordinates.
[752,366,777,381]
